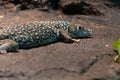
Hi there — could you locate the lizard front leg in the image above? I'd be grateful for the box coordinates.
[0,39,19,53]
[59,29,80,43]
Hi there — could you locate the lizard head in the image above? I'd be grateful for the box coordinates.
[69,24,92,38]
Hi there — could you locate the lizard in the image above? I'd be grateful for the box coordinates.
[0,21,92,53]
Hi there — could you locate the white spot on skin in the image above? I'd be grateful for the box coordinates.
[18,31,22,34]
[36,36,39,39]
[42,27,45,29]
[22,38,26,42]
[35,32,38,35]
[33,29,36,32]
[35,26,38,28]
[42,35,45,38]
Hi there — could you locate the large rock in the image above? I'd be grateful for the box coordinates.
[60,0,102,15]
[0,0,60,10]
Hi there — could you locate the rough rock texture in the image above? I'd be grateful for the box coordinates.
[0,0,60,11]
[0,0,119,80]
[60,0,102,15]
[1,0,119,15]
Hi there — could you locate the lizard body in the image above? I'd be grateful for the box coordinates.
[0,21,92,53]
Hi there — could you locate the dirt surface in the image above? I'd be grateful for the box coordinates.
[0,0,120,80]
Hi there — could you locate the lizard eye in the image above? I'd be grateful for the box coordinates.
[79,26,82,30]
[76,24,83,30]
[79,26,84,30]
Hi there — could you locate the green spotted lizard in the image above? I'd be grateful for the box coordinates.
[0,21,92,53]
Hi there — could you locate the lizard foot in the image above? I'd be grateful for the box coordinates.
[72,39,81,44]
[0,50,7,54]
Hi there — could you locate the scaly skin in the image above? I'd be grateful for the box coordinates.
[0,21,92,53]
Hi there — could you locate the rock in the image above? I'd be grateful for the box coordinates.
[60,0,102,15]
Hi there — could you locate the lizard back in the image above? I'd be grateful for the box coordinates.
[1,21,70,48]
